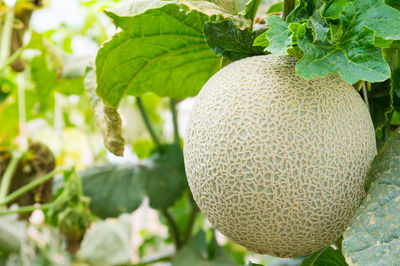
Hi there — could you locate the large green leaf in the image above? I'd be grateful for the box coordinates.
[78,214,132,265]
[80,164,144,219]
[142,145,188,210]
[204,19,265,61]
[301,247,348,266]
[96,0,221,107]
[368,80,394,131]
[263,0,400,83]
[296,27,390,83]
[343,129,400,265]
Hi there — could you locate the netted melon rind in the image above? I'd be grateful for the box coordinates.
[183,55,377,257]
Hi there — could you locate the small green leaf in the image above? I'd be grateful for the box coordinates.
[30,56,57,111]
[265,16,292,56]
[142,145,188,210]
[244,0,262,27]
[322,0,350,19]
[96,1,221,107]
[343,129,400,265]
[301,247,348,266]
[204,19,265,61]
[80,164,144,219]
[368,80,393,131]
[266,2,283,14]
[253,31,269,47]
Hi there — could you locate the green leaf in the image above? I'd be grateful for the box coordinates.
[85,65,125,156]
[133,138,155,159]
[253,31,269,47]
[142,145,188,210]
[244,0,261,27]
[181,0,248,17]
[386,0,400,11]
[343,129,400,265]
[172,230,238,266]
[78,214,132,265]
[392,68,400,113]
[96,1,221,107]
[30,56,57,111]
[0,77,15,103]
[322,0,350,20]
[368,80,393,130]
[347,0,400,41]
[301,247,348,266]
[265,16,292,55]
[81,164,144,219]
[296,27,390,83]
[46,169,91,239]
[266,2,283,14]
[204,19,265,61]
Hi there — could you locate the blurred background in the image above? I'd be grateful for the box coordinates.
[0,0,308,265]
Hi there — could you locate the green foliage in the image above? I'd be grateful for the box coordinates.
[343,129,400,265]
[46,169,91,240]
[78,214,132,266]
[95,0,221,107]
[392,68,400,112]
[172,230,238,266]
[142,144,188,210]
[244,0,261,29]
[80,164,144,219]
[258,0,400,83]
[204,19,265,61]
[301,247,348,266]
[266,2,283,14]
[368,80,394,131]
[0,214,25,253]
[0,77,14,103]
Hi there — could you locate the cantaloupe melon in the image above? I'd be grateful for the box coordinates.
[183,55,377,257]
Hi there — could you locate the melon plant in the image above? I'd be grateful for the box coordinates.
[183,54,377,257]
[1,0,397,264]
[90,0,400,264]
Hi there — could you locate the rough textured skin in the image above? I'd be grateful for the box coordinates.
[183,55,377,257]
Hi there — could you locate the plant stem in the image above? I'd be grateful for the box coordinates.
[355,80,364,91]
[0,203,52,217]
[162,209,181,251]
[362,83,370,113]
[282,0,296,20]
[0,6,14,66]
[18,73,28,150]
[0,45,24,73]
[0,168,64,207]
[170,99,180,148]
[136,97,163,152]
[183,197,198,245]
[0,152,22,202]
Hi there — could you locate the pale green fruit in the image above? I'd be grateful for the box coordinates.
[183,55,377,257]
